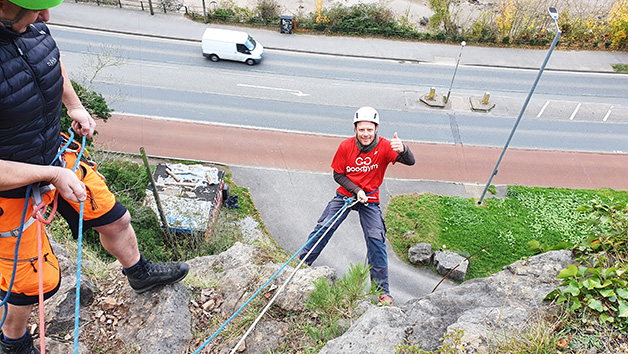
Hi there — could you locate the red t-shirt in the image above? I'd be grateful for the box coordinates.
[331,137,399,203]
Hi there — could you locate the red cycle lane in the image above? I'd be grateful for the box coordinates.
[95,114,628,191]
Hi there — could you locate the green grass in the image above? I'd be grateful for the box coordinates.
[612,64,628,72]
[385,186,628,279]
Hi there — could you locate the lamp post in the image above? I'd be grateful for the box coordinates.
[478,7,561,205]
[445,41,466,103]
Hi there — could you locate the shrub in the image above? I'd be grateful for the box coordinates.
[255,0,280,25]
[428,0,459,36]
[295,3,418,38]
[609,0,628,48]
[306,263,381,349]
[545,198,628,333]
[467,12,498,42]
[61,81,111,147]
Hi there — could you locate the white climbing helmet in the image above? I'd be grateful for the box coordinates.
[353,106,379,126]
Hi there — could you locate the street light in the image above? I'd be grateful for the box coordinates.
[477,8,562,205]
[445,41,466,103]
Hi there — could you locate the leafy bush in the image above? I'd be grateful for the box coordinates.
[205,0,254,23]
[576,198,628,264]
[428,0,458,36]
[296,3,419,38]
[61,80,111,147]
[467,13,498,43]
[547,261,628,331]
[609,0,628,48]
[255,0,280,25]
[545,198,628,333]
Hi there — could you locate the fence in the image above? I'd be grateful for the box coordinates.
[74,0,190,15]
[73,0,276,25]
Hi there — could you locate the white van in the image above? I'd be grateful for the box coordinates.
[201,28,264,66]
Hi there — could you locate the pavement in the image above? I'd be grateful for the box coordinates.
[50,2,628,305]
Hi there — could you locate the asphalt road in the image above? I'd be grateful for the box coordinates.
[54,25,628,153]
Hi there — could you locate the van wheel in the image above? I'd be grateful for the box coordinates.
[245,59,256,66]
[209,54,219,62]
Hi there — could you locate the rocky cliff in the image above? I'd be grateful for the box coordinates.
[43,241,573,353]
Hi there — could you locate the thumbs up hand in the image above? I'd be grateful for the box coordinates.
[391,132,405,153]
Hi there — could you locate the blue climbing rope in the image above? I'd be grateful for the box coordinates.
[72,134,87,354]
[193,197,355,354]
[229,197,358,354]
[0,185,33,328]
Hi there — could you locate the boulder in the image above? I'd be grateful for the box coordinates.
[187,242,336,314]
[408,243,434,266]
[434,250,468,282]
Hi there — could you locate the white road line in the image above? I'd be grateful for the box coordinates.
[603,105,614,122]
[537,100,550,118]
[237,83,310,96]
[569,103,582,121]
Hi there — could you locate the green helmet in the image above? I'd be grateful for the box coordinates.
[9,0,63,10]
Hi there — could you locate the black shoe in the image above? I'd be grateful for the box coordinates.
[122,255,189,294]
[0,331,40,354]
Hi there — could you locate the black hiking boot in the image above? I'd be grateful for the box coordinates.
[122,255,189,294]
[0,331,39,354]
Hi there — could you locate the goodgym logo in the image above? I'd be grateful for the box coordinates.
[346,156,378,173]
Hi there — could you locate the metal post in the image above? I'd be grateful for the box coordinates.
[478,8,561,205]
[139,147,173,240]
[147,0,154,15]
[445,41,466,103]
[202,0,207,24]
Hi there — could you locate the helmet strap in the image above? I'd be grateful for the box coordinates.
[0,7,27,29]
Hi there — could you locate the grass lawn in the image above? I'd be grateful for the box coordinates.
[385,186,628,280]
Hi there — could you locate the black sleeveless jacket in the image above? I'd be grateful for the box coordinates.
[0,21,63,167]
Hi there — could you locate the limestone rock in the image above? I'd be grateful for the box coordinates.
[408,243,433,266]
[434,250,468,282]
[320,250,575,353]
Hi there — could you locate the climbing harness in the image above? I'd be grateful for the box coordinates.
[0,128,87,354]
[193,197,357,354]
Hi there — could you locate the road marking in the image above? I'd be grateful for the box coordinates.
[237,83,310,96]
[603,105,614,122]
[537,100,550,118]
[569,103,582,121]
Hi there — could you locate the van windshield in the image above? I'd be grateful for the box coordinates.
[245,35,256,51]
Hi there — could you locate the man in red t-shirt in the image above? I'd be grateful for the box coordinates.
[299,106,415,306]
